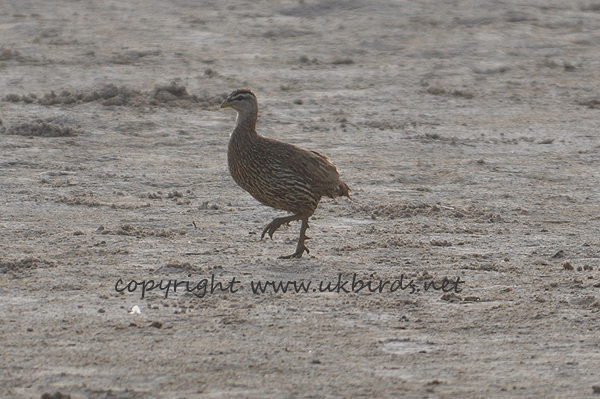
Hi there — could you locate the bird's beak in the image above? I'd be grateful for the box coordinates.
[220,100,230,109]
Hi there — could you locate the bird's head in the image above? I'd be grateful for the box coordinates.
[220,89,258,114]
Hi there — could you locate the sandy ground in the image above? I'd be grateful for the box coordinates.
[2,0,600,398]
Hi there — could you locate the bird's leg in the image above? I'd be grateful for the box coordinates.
[279,218,310,259]
[261,214,302,240]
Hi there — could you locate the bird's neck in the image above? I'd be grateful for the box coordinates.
[231,111,258,141]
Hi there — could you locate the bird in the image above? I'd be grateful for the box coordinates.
[220,89,350,259]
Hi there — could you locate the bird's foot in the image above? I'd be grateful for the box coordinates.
[278,243,310,259]
[261,219,287,240]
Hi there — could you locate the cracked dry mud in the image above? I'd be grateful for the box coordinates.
[1,1,600,398]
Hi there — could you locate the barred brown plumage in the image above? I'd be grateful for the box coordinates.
[221,89,350,259]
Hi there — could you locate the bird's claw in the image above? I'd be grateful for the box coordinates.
[278,244,309,259]
[261,220,284,241]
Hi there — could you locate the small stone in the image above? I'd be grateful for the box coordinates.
[427,86,446,95]
[128,305,141,315]
[463,296,480,302]
[41,392,72,399]
[564,61,576,71]
[441,293,462,302]
[332,58,353,65]
[150,321,163,328]
[5,93,22,102]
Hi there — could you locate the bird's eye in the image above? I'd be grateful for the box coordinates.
[229,94,251,103]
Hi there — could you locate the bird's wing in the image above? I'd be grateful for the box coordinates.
[262,138,348,197]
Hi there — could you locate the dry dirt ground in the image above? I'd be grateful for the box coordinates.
[2,0,600,398]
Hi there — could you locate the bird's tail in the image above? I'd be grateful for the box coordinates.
[339,182,351,200]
